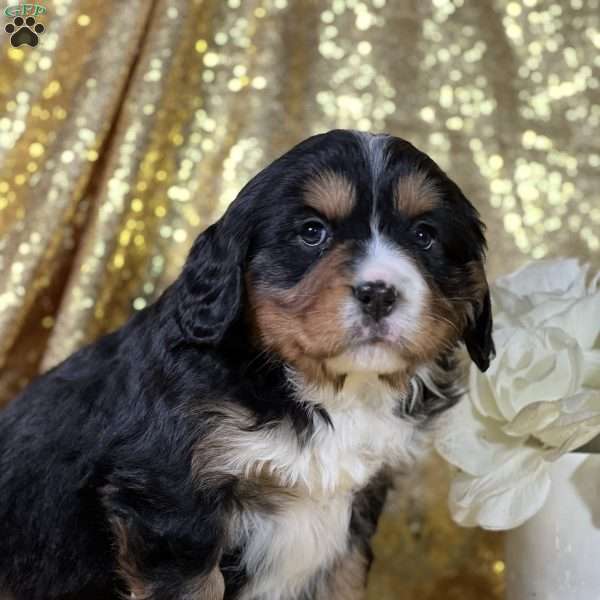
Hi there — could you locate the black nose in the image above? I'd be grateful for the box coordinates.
[353,280,399,321]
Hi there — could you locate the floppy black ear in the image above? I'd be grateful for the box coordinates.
[174,221,246,345]
[463,288,495,372]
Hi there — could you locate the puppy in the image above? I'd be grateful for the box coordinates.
[0,130,494,600]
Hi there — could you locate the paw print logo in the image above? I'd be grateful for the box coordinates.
[5,16,45,47]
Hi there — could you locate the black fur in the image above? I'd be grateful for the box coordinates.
[464,288,495,371]
[0,130,493,600]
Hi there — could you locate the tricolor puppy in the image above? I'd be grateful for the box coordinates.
[0,130,494,600]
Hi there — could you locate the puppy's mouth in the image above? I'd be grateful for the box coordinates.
[325,334,407,375]
[350,335,393,348]
[346,319,402,348]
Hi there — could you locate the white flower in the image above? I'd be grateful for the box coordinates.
[436,258,600,530]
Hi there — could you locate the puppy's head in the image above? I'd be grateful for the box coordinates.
[176,130,494,381]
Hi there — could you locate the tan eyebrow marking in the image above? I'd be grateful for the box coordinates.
[304,171,356,220]
[395,170,441,217]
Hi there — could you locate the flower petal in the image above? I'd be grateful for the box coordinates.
[502,391,600,455]
[435,400,527,477]
[469,365,504,421]
[441,259,600,531]
[495,258,588,299]
[488,328,584,419]
[534,392,600,453]
[541,295,600,350]
[448,446,551,530]
[501,401,561,437]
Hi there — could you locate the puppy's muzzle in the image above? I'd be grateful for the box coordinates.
[353,280,399,322]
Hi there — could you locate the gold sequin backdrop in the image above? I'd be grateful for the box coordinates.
[0,0,598,597]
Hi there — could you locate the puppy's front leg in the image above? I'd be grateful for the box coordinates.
[111,515,225,600]
[314,471,391,600]
[313,547,370,600]
[126,568,224,600]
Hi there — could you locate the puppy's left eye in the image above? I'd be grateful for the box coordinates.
[413,223,437,250]
[299,220,329,247]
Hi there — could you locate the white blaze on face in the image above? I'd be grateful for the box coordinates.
[327,230,429,375]
[357,231,428,338]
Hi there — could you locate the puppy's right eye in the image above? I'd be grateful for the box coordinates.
[413,223,437,250]
[299,220,328,247]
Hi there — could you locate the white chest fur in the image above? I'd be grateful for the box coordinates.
[229,373,425,600]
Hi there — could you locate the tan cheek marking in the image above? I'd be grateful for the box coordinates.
[418,291,462,358]
[395,171,440,218]
[304,171,356,220]
[247,246,353,382]
[401,260,490,366]
[394,281,461,368]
